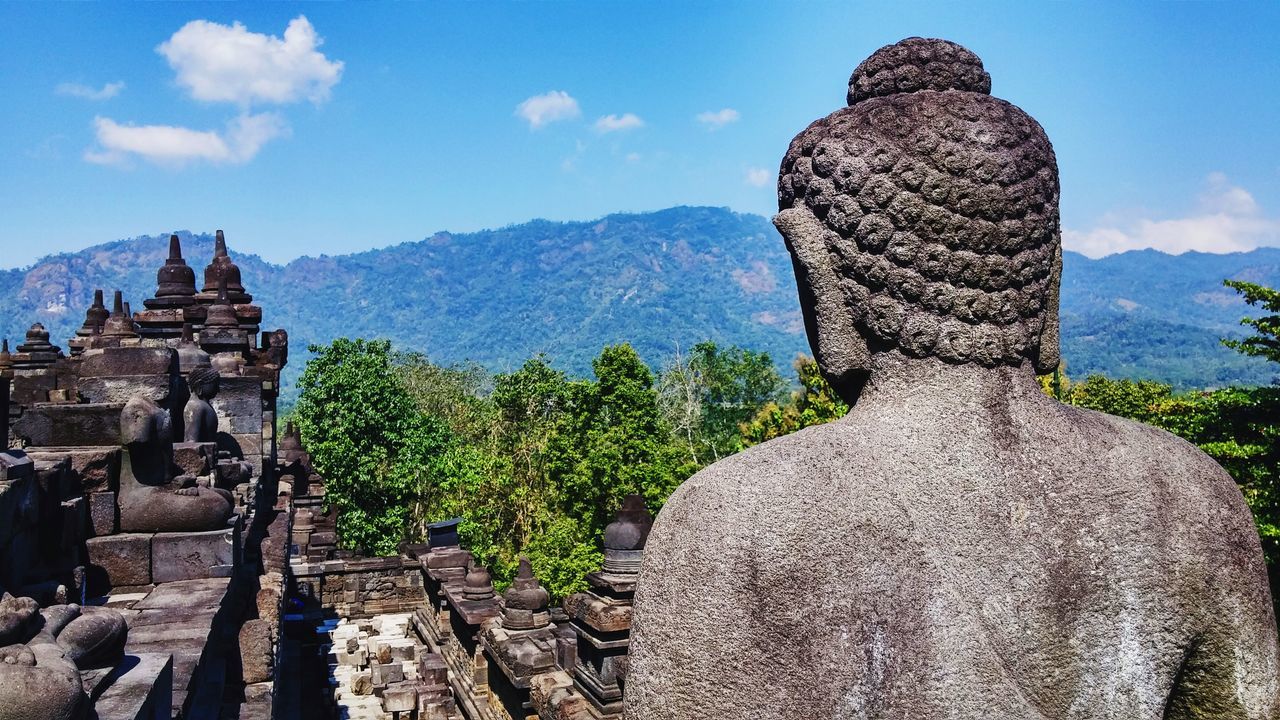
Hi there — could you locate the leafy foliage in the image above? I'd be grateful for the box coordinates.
[657,342,786,465]
[1222,279,1280,368]
[740,356,849,447]
[294,338,452,556]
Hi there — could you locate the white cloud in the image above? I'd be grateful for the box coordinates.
[85,112,289,167]
[594,113,644,133]
[56,81,125,101]
[696,108,739,130]
[745,167,771,187]
[516,91,581,129]
[157,15,343,106]
[626,152,642,163]
[1063,173,1280,258]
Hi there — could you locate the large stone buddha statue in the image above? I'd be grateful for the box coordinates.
[624,38,1278,718]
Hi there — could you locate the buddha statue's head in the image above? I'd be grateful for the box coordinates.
[187,367,221,402]
[775,37,1060,404]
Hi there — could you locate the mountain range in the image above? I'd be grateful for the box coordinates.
[2,206,1277,400]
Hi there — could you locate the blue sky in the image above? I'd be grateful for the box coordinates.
[1,2,1277,267]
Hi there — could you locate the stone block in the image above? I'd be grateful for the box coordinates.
[255,584,282,621]
[77,376,172,405]
[239,618,275,684]
[151,524,237,583]
[77,347,177,378]
[418,654,448,686]
[25,446,120,493]
[371,662,403,687]
[214,460,249,489]
[89,492,119,536]
[386,638,417,662]
[424,547,471,570]
[381,681,419,713]
[172,442,215,476]
[211,377,262,427]
[370,639,393,665]
[11,403,123,447]
[10,369,57,407]
[337,647,368,668]
[226,433,264,474]
[87,533,153,588]
[351,673,373,696]
[92,652,173,720]
[0,449,34,483]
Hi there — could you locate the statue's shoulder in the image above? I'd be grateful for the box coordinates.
[1060,402,1231,477]
[1055,402,1252,530]
[656,419,887,524]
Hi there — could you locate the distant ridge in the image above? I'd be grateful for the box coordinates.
[1,206,1276,398]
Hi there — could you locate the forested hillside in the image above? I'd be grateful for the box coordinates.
[2,207,1276,395]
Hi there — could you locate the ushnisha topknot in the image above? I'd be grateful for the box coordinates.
[848,37,992,105]
[777,36,1060,394]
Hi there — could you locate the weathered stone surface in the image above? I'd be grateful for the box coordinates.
[9,368,56,407]
[77,376,172,406]
[92,652,173,720]
[239,619,274,684]
[78,347,176,379]
[210,377,262,432]
[337,646,367,668]
[385,638,416,662]
[87,532,153,587]
[381,681,418,713]
[351,673,373,696]
[371,661,403,687]
[88,491,119,536]
[11,403,123,447]
[255,579,282,622]
[151,524,237,583]
[624,37,1280,719]
[563,593,631,634]
[24,446,120,494]
[171,442,215,477]
[131,577,230,611]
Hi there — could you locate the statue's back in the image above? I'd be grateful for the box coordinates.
[624,37,1278,719]
[628,358,1277,717]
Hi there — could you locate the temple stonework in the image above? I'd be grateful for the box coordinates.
[1,232,292,720]
[623,37,1279,718]
[4,39,1276,720]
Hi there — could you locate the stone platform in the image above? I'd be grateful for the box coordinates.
[86,652,174,720]
[106,577,234,719]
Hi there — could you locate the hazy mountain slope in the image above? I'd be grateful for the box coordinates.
[1,207,1276,399]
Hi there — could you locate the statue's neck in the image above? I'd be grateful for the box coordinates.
[849,352,1049,416]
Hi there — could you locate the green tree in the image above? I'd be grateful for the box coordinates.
[294,338,452,555]
[741,355,849,447]
[554,344,683,535]
[1062,375,1174,425]
[396,354,497,444]
[1222,280,1280,367]
[658,342,786,465]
